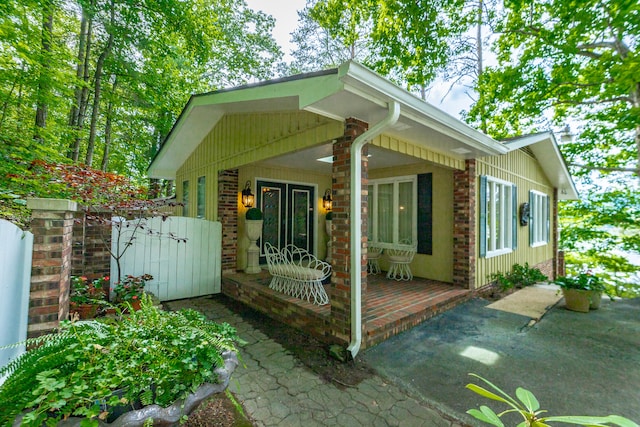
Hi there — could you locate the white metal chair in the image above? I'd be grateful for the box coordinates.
[385,240,417,281]
[367,243,383,274]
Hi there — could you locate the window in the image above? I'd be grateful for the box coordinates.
[197,176,206,218]
[480,176,517,257]
[530,190,550,246]
[368,176,417,246]
[182,180,190,217]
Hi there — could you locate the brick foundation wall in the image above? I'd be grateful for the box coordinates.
[218,169,239,274]
[222,278,331,343]
[330,118,368,346]
[71,212,111,291]
[27,199,77,338]
[452,159,476,289]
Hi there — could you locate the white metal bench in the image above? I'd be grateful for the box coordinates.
[264,242,331,305]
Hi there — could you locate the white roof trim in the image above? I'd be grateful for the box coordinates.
[503,132,579,200]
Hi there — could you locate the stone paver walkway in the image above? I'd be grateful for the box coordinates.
[166,297,466,427]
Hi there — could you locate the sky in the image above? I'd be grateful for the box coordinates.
[243,0,473,118]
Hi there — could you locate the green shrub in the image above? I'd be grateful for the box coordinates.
[489,263,548,291]
[245,208,263,220]
[0,296,241,425]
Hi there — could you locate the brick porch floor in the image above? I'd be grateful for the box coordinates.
[222,271,472,349]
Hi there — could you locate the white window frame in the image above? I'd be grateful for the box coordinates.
[368,175,417,248]
[530,190,549,247]
[485,176,514,258]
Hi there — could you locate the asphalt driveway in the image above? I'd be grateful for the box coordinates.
[362,297,640,426]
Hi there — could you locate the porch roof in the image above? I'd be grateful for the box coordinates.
[148,61,509,180]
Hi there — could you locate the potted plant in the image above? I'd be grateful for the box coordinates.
[245,208,263,274]
[554,272,607,312]
[112,274,153,310]
[0,295,241,426]
[70,276,107,319]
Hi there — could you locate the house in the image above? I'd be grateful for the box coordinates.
[148,61,578,356]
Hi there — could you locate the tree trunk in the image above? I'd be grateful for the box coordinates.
[101,77,117,171]
[476,0,487,134]
[68,5,94,162]
[34,2,54,141]
[85,0,114,166]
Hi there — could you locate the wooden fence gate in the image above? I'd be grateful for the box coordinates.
[112,216,222,302]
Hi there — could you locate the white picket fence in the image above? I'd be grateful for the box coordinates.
[0,220,33,373]
[112,216,222,301]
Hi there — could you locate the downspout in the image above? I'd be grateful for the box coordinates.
[347,101,400,359]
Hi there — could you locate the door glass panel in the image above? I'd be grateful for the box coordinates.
[291,189,310,250]
[261,187,282,248]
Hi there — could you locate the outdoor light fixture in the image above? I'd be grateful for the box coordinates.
[322,188,333,211]
[242,181,255,208]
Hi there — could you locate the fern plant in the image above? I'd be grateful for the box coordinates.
[0,295,241,425]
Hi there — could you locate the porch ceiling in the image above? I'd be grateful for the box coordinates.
[256,143,427,175]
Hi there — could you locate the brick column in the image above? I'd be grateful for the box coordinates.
[330,118,369,345]
[218,169,239,274]
[452,160,476,289]
[26,198,77,338]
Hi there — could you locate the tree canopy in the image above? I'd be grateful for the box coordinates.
[0,0,282,185]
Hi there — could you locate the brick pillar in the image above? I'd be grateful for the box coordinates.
[26,198,77,338]
[452,159,476,289]
[218,169,239,274]
[330,118,369,345]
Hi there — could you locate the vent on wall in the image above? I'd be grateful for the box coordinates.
[520,147,535,157]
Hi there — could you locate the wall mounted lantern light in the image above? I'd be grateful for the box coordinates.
[322,188,333,211]
[242,181,255,208]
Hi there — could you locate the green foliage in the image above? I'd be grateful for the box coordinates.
[302,0,473,92]
[0,296,241,425]
[112,274,152,303]
[489,263,548,291]
[554,272,607,293]
[466,373,639,427]
[70,276,108,305]
[245,207,263,220]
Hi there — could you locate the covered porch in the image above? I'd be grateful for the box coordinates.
[222,271,472,349]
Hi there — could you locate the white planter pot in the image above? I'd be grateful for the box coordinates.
[245,220,263,274]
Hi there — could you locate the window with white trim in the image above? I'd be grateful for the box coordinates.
[530,190,549,246]
[481,176,516,257]
[196,176,206,218]
[367,175,417,246]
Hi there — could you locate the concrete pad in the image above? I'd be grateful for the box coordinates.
[486,284,562,320]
